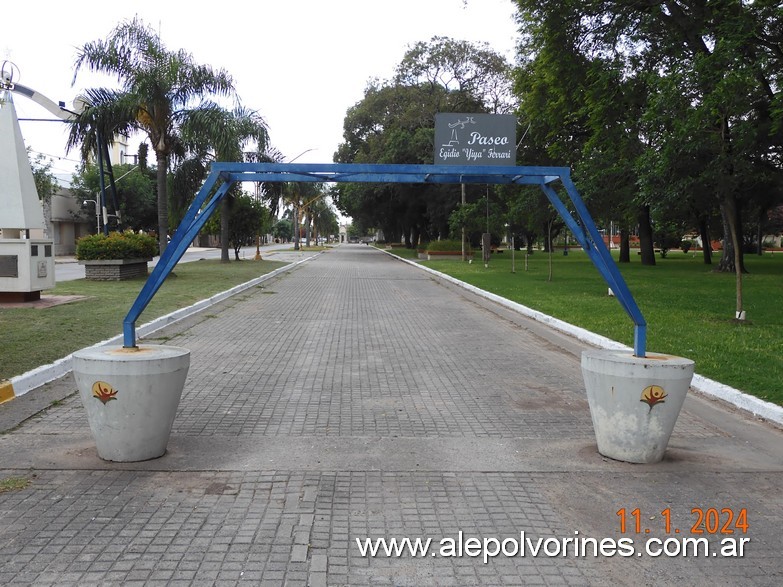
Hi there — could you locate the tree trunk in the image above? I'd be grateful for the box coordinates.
[619,227,630,263]
[637,205,656,266]
[293,203,300,251]
[305,209,312,248]
[716,201,746,273]
[698,217,712,265]
[220,197,230,263]
[156,153,168,256]
[542,222,552,252]
[525,231,536,254]
[720,195,746,318]
[411,225,421,249]
[382,223,398,244]
[421,226,432,246]
[547,221,553,281]
[717,206,734,272]
[757,208,765,256]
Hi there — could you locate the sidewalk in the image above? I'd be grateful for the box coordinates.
[0,244,781,586]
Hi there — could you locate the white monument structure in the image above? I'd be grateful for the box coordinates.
[0,66,56,302]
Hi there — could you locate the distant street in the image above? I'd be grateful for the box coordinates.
[55,243,296,282]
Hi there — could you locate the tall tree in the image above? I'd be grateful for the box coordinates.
[226,193,268,261]
[310,197,339,244]
[335,36,510,245]
[68,16,236,255]
[395,36,515,114]
[512,0,783,315]
[513,2,659,264]
[282,182,322,251]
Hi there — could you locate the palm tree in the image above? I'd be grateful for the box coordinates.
[283,182,322,251]
[67,16,235,255]
[180,105,269,262]
[311,198,339,244]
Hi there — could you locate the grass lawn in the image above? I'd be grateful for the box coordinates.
[0,259,286,381]
[409,248,782,406]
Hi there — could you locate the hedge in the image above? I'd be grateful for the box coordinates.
[426,239,470,252]
[76,231,158,261]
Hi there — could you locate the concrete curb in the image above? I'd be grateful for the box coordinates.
[383,249,783,428]
[3,255,317,402]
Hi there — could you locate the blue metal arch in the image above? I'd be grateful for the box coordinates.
[122,163,647,356]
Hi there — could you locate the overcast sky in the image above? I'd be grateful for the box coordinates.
[4,0,519,185]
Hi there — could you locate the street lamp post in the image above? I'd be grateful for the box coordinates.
[287,148,315,163]
[96,165,137,234]
[505,223,515,274]
[83,199,100,234]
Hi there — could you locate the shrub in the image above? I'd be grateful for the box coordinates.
[681,239,693,253]
[76,231,158,261]
[426,239,470,252]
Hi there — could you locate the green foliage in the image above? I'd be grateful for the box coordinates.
[227,194,268,259]
[395,36,514,113]
[334,37,510,245]
[169,156,209,229]
[71,163,157,232]
[313,202,339,238]
[448,194,507,242]
[654,223,685,258]
[512,0,783,274]
[425,239,469,252]
[75,231,158,260]
[272,219,292,241]
[70,16,237,254]
[30,152,59,202]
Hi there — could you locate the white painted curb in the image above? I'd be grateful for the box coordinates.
[385,249,783,428]
[6,255,316,399]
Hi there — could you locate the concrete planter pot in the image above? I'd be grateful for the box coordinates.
[79,258,152,281]
[72,345,190,462]
[581,350,694,464]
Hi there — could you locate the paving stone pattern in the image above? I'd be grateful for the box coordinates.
[1,245,781,586]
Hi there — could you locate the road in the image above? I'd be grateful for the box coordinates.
[55,243,297,282]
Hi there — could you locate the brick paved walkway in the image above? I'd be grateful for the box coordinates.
[1,245,781,586]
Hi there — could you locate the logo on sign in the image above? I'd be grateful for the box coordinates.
[434,113,516,166]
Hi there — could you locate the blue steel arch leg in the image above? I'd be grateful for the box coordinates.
[540,178,647,357]
[538,183,589,250]
[122,176,231,347]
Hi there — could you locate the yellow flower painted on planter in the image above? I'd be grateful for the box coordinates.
[92,381,118,404]
[640,385,667,411]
